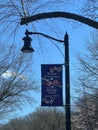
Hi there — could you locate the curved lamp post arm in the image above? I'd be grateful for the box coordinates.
[21,29,64,53]
[21,12,98,29]
[25,29,64,43]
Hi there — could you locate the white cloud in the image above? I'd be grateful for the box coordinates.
[1,70,26,80]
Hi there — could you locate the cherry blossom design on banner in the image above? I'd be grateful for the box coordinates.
[41,64,63,106]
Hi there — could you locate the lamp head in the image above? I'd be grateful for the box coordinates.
[21,35,34,53]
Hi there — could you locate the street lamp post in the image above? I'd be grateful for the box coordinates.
[21,29,71,130]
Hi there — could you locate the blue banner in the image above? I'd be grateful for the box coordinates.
[41,64,63,106]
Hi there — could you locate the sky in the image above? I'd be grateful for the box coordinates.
[0,0,96,124]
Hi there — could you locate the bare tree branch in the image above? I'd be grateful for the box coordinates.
[21,12,98,29]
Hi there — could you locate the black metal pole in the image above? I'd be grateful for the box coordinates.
[64,33,71,130]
